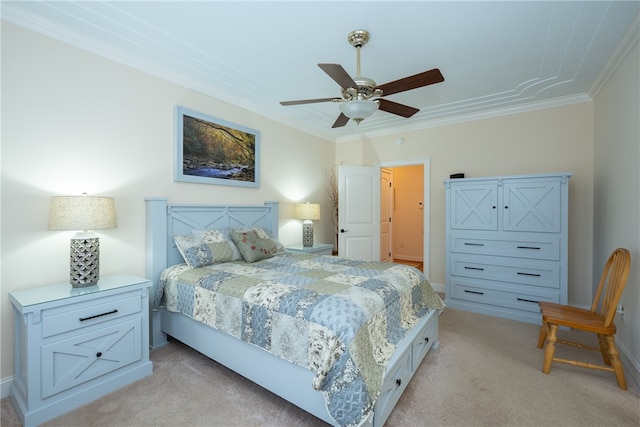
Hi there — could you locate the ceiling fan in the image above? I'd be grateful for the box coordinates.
[280,29,444,128]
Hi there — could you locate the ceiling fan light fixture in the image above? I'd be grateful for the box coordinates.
[339,100,379,123]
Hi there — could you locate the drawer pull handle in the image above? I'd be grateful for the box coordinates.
[396,379,402,387]
[517,297,539,304]
[517,246,541,250]
[464,290,484,295]
[517,272,541,277]
[464,242,484,246]
[96,352,102,358]
[464,266,484,271]
[79,309,118,322]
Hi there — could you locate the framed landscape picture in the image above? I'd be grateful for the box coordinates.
[175,106,260,188]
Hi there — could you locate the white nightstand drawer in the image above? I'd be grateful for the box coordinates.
[41,318,142,398]
[42,292,142,338]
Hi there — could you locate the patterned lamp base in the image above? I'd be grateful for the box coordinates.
[302,220,314,247]
[70,234,100,287]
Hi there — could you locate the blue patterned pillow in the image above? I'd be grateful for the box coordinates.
[191,228,242,261]
[174,234,235,268]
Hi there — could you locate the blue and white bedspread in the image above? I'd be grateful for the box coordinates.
[156,252,444,427]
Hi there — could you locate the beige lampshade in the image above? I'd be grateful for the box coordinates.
[294,203,321,221]
[48,195,117,231]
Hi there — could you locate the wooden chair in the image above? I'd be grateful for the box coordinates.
[537,247,631,389]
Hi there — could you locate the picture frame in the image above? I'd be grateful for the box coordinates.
[174,106,260,188]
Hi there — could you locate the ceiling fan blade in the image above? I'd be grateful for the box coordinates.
[377,98,419,118]
[331,113,350,128]
[280,97,338,106]
[318,63,358,90]
[377,68,444,97]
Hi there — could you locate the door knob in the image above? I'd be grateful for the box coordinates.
[340,229,349,233]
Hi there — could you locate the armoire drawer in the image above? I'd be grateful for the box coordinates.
[451,278,560,313]
[450,254,560,289]
[450,232,560,261]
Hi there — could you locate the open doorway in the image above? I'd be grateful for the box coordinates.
[379,158,430,278]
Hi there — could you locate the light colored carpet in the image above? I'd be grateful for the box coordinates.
[2,307,639,426]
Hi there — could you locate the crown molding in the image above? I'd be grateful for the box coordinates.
[590,13,640,99]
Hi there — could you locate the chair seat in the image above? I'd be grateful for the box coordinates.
[540,304,616,335]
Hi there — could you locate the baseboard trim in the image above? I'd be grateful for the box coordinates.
[1,376,13,399]
[393,255,422,262]
[430,281,445,294]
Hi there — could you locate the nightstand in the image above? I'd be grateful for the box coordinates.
[9,274,153,427]
[286,243,334,256]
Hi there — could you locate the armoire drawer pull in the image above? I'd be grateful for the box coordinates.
[517,297,539,304]
[464,242,485,246]
[464,266,484,271]
[517,246,541,250]
[464,290,484,295]
[517,272,541,277]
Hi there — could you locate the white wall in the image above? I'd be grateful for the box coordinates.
[593,29,640,386]
[1,22,335,381]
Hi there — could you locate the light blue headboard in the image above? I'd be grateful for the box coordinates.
[145,197,279,347]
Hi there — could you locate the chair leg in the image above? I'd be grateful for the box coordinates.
[542,324,558,374]
[537,322,548,349]
[604,335,627,390]
[597,334,612,366]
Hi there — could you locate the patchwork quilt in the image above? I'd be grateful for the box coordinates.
[156,252,444,427]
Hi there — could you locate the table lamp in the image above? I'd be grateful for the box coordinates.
[294,202,321,247]
[48,193,117,287]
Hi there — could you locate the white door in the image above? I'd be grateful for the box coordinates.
[380,168,393,261]
[338,166,380,261]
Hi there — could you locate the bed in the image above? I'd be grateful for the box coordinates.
[145,198,444,427]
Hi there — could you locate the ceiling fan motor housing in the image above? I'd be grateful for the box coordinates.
[341,77,382,101]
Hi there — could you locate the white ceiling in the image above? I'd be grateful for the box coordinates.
[3,1,639,142]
